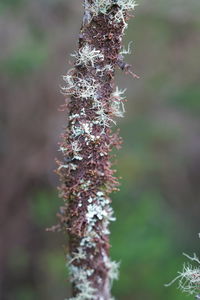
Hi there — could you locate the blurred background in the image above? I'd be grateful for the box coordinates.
[0,0,200,299]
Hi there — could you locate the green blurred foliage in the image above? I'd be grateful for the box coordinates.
[1,0,200,299]
[171,85,200,114]
[28,187,194,300]
[31,190,59,227]
[14,287,36,300]
[0,40,47,78]
[0,0,25,12]
[111,190,188,300]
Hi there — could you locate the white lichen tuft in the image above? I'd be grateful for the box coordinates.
[71,44,104,67]
[116,0,138,11]
[111,100,125,118]
[108,260,120,285]
[86,0,137,17]
[111,86,126,118]
[67,248,86,265]
[62,74,100,100]
[95,106,116,130]
[80,235,96,249]
[96,64,113,77]
[58,163,78,171]
[72,120,98,142]
[102,251,120,286]
[71,141,82,160]
[68,265,97,300]
[92,86,127,131]
[112,86,126,100]
[85,0,137,29]
[71,124,85,138]
[86,192,115,232]
[112,0,138,29]
[75,76,99,99]
[165,253,200,296]
[86,0,113,16]
[120,41,133,55]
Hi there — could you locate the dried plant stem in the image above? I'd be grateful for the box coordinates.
[53,1,137,299]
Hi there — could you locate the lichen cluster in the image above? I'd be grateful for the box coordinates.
[55,1,137,299]
[165,252,200,298]
[85,0,137,28]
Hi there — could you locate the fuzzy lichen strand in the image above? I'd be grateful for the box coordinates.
[165,253,200,297]
[71,43,104,67]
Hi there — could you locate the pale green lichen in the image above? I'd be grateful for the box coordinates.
[58,163,78,171]
[86,192,114,232]
[112,86,126,100]
[85,0,137,19]
[97,64,113,77]
[85,0,113,16]
[165,253,200,297]
[102,251,120,286]
[62,75,100,100]
[71,141,82,160]
[116,0,138,11]
[120,41,133,55]
[68,265,97,300]
[71,44,104,67]
[111,87,126,118]
[66,188,117,300]
[67,248,86,265]
[95,107,117,130]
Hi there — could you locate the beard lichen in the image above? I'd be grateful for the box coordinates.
[165,252,200,298]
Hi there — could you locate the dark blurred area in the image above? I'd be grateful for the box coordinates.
[0,0,200,299]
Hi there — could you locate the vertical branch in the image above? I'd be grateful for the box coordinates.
[54,1,137,299]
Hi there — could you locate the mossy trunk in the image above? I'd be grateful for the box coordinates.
[54,1,137,299]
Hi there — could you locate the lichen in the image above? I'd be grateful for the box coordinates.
[165,253,200,297]
[120,41,133,56]
[61,75,100,100]
[71,44,104,67]
[68,266,97,300]
[85,0,137,20]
